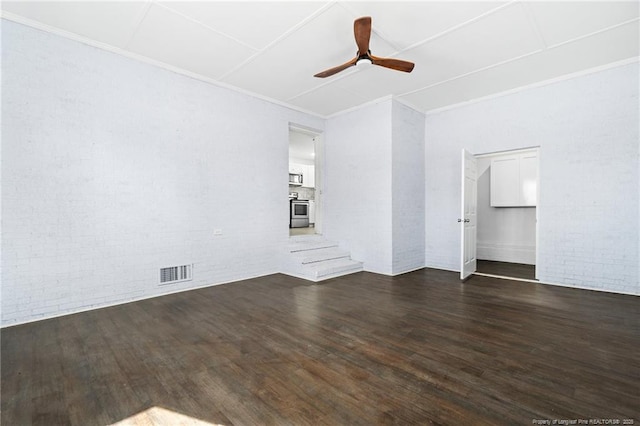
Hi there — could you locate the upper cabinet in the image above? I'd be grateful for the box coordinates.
[518,152,538,206]
[289,163,304,175]
[490,151,538,207]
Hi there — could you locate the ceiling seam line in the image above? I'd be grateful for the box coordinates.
[285,70,363,102]
[217,1,338,81]
[398,16,640,99]
[544,17,640,50]
[123,0,153,50]
[153,2,260,52]
[388,0,519,56]
[397,48,546,97]
[288,84,366,103]
[521,2,549,49]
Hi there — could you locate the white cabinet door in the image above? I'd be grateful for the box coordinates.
[309,200,315,224]
[490,157,520,206]
[301,164,310,188]
[304,165,315,188]
[519,153,538,206]
[490,151,538,207]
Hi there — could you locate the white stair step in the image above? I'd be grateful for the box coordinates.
[282,236,362,282]
[300,247,351,264]
[288,234,323,242]
[303,258,363,280]
[288,240,339,253]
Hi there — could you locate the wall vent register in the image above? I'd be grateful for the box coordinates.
[160,265,192,284]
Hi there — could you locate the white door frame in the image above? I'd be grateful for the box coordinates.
[313,133,324,235]
[288,124,323,236]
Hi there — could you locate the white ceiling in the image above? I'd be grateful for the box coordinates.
[2,1,638,117]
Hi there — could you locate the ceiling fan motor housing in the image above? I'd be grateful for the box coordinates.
[357,50,373,64]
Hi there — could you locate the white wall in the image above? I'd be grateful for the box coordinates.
[324,100,393,274]
[476,155,536,265]
[392,101,426,274]
[425,62,639,295]
[323,99,425,276]
[1,20,323,326]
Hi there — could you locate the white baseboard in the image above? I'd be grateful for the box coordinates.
[1,270,279,328]
[391,265,428,276]
[477,242,535,265]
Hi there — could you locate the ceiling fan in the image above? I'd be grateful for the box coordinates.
[314,16,415,78]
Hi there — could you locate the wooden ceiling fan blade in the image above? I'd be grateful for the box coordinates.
[370,55,415,73]
[313,17,415,78]
[354,16,371,55]
[313,57,358,78]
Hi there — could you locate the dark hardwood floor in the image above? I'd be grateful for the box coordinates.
[2,269,638,425]
[477,260,536,280]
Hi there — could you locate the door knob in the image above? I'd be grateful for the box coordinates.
[457,218,462,222]
[464,219,470,223]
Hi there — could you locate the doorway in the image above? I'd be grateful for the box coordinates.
[461,147,539,281]
[288,125,322,237]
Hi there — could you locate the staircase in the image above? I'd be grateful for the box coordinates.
[282,235,363,282]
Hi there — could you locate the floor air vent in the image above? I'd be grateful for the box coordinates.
[160,264,192,285]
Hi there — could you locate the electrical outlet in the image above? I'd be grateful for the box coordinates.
[213,229,223,236]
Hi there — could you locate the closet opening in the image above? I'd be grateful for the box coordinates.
[477,147,539,281]
[461,147,539,282]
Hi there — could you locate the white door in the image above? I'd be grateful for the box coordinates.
[460,149,477,280]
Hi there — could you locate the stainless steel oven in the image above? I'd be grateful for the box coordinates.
[290,199,309,228]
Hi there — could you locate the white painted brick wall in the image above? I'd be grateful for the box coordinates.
[1,21,323,326]
[324,100,394,275]
[392,101,426,274]
[324,99,426,276]
[425,62,639,295]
